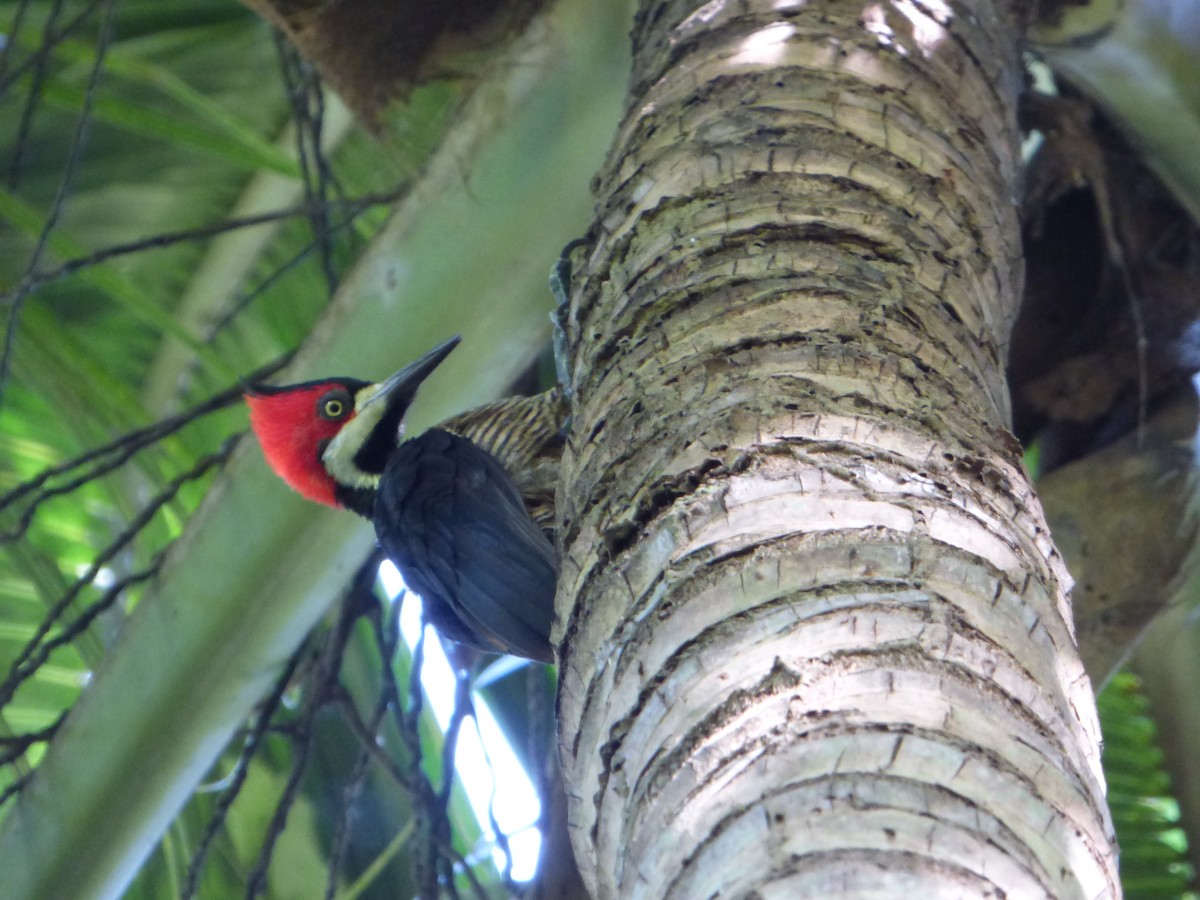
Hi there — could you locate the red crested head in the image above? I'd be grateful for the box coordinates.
[244,334,462,512]
[245,379,364,508]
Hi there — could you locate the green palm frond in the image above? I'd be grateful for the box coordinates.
[1099,673,1197,900]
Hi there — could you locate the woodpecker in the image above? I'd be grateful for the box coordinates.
[245,337,564,662]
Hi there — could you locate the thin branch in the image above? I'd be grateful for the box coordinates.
[0,187,407,306]
[0,0,118,409]
[0,0,31,83]
[181,640,311,900]
[242,684,317,900]
[0,770,34,810]
[444,843,490,900]
[0,351,293,537]
[332,690,414,795]
[244,555,378,899]
[6,0,66,187]
[397,610,441,900]
[204,226,339,343]
[0,439,237,711]
[324,688,389,900]
[436,675,479,900]
[0,709,68,767]
[275,35,340,299]
[434,676,492,900]
[0,0,107,95]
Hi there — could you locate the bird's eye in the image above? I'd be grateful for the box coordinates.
[318,389,352,421]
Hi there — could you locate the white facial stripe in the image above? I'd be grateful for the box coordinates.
[321,383,391,489]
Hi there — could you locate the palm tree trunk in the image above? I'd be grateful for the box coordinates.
[556,1,1119,896]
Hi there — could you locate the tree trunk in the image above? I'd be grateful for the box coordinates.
[556,0,1119,896]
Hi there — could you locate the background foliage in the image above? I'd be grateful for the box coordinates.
[0,0,1198,897]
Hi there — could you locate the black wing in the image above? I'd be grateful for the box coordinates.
[373,428,556,662]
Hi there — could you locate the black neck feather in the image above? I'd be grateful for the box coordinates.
[335,483,377,519]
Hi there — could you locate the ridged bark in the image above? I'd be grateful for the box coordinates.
[556,0,1118,897]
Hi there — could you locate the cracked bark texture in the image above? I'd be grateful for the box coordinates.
[555,0,1118,897]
